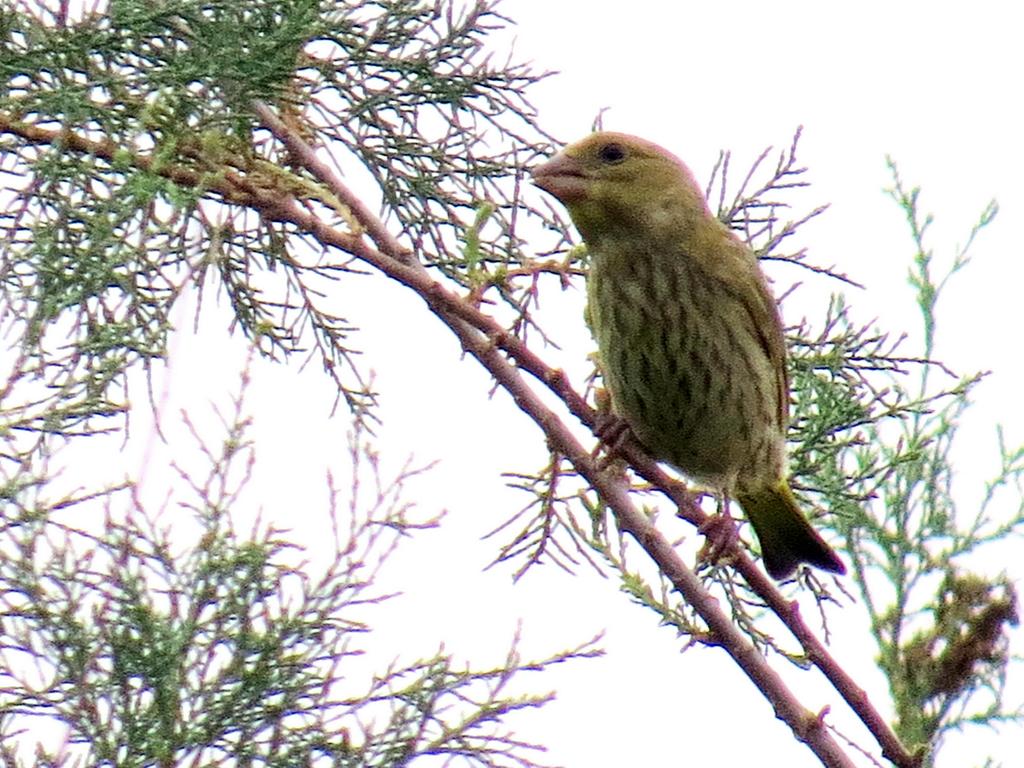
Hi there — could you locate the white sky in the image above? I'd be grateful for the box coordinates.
[15,1,1024,766]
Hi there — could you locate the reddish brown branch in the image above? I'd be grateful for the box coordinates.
[250,106,913,768]
[1,107,915,768]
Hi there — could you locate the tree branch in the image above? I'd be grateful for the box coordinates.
[0,107,915,768]
[248,106,916,768]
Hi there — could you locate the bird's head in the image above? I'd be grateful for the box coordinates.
[531,132,710,245]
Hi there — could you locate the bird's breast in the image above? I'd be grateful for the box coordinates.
[587,245,783,487]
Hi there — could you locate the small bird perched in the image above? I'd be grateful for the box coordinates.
[531,132,845,580]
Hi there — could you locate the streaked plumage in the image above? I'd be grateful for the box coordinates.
[531,132,844,579]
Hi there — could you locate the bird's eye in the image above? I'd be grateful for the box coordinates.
[597,143,626,164]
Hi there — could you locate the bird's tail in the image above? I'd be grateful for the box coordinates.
[736,481,845,580]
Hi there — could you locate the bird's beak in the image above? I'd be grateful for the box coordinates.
[531,152,588,203]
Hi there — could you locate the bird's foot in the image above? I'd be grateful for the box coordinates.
[592,412,634,470]
[697,509,741,568]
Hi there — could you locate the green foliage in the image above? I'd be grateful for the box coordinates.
[0,376,592,767]
[0,2,582,765]
[840,165,1022,762]
[0,0,561,442]
[722,150,1024,759]
[2,1,1022,766]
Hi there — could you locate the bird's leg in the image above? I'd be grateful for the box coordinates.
[591,411,635,470]
[589,385,636,469]
[697,492,741,567]
[594,410,631,449]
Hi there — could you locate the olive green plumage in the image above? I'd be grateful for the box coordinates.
[531,132,844,579]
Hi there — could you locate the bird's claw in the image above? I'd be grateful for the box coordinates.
[592,412,633,470]
[697,511,741,567]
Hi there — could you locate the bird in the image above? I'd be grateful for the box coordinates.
[531,131,845,580]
